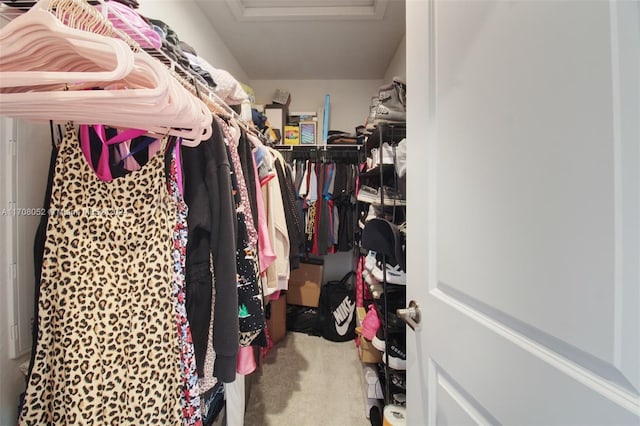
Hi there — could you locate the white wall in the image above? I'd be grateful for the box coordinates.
[138,0,250,83]
[251,79,383,134]
[0,119,47,426]
[384,35,406,83]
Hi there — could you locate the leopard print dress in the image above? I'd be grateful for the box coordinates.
[19,124,183,425]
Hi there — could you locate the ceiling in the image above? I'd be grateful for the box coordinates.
[193,0,406,80]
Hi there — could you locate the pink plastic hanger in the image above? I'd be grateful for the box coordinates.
[0,0,213,146]
[0,7,135,87]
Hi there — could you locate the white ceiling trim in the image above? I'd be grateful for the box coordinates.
[224,0,388,21]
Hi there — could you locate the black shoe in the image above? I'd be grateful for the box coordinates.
[390,372,406,391]
[383,335,406,370]
[373,291,406,333]
[373,288,405,314]
[389,372,406,407]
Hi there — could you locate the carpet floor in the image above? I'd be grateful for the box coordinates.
[244,332,370,426]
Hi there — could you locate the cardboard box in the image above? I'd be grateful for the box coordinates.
[359,336,383,364]
[266,294,287,344]
[356,307,366,327]
[286,262,323,307]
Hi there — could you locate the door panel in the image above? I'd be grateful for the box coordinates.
[436,0,617,366]
[427,292,638,424]
[406,0,640,424]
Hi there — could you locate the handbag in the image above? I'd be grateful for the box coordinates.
[318,271,357,342]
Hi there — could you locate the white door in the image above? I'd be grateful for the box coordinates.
[406,1,640,424]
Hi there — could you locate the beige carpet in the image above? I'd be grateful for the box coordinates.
[244,332,371,426]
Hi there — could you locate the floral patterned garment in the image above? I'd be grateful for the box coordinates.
[221,139,265,347]
[167,139,203,426]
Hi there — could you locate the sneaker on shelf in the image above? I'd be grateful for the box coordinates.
[373,293,407,333]
[383,311,407,333]
[361,304,381,341]
[390,372,406,391]
[358,217,366,230]
[367,142,396,172]
[365,155,375,171]
[372,327,386,352]
[392,393,406,407]
[383,335,407,370]
[358,205,381,229]
[359,205,383,229]
[363,269,379,285]
[373,286,406,311]
[395,138,407,178]
[376,186,406,207]
[372,186,406,207]
[374,78,406,125]
[397,221,406,236]
[364,250,378,271]
[357,186,406,206]
[374,104,406,125]
[388,372,407,406]
[356,185,380,204]
[365,95,381,131]
[371,261,406,285]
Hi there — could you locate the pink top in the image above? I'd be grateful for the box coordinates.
[252,148,276,273]
[236,346,256,375]
[79,124,148,182]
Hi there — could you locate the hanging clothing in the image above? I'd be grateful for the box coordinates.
[29,136,58,381]
[271,150,305,270]
[333,163,358,251]
[251,150,276,274]
[248,134,277,274]
[167,140,202,426]
[237,129,260,249]
[20,124,183,424]
[223,138,265,348]
[262,148,290,296]
[288,158,358,256]
[182,117,238,383]
[218,117,258,250]
[197,255,218,396]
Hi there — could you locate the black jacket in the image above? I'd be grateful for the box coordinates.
[182,118,238,383]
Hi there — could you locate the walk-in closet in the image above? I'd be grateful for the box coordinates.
[2,1,639,425]
[1,0,408,424]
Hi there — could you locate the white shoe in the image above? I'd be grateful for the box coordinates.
[357,185,406,206]
[372,262,406,285]
[395,138,407,178]
[364,250,377,271]
[368,143,396,171]
[356,185,380,204]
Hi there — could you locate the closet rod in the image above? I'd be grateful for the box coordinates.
[273,144,362,152]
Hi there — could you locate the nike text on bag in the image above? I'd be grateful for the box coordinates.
[318,271,357,342]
